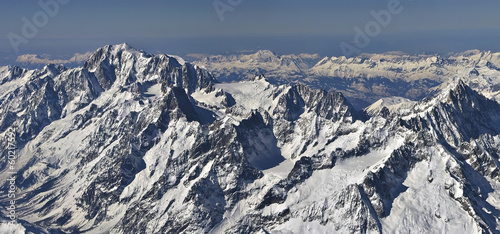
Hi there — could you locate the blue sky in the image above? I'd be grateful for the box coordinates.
[1,0,500,64]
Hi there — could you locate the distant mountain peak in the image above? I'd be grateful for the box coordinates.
[255,49,276,56]
[436,79,479,105]
[251,74,267,81]
[105,42,137,52]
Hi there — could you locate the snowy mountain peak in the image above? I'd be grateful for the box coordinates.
[255,49,276,58]
[116,42,133,50]
[407,79,500,148]
[95,43,145,59]
[251,74,268,82]
[81,43,216,94]
[85,43,186,70]
[448,79,471,98]
[365,96,416,116]
[435,79,486,107]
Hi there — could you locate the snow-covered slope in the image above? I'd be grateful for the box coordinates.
[309,51,483,81]
[1,44,499,233]
[365,96,416,116]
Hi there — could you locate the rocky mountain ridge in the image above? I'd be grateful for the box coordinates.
[0,44,499,233]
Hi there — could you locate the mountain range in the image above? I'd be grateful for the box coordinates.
[192,50,500,109]
[0,43,499,233]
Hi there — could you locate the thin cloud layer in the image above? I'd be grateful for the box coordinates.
[16,52,92,65]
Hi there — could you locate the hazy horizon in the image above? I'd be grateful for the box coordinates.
[2,0,500,66]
